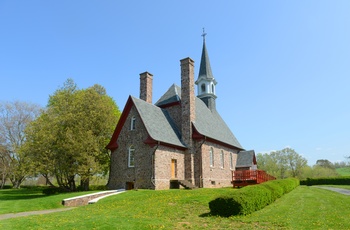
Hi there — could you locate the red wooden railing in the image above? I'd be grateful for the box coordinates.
[232,170,276,188]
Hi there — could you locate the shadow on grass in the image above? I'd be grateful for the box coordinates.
[0,188,48,200]
[199,212,212,217]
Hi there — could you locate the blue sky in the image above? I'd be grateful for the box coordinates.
[1,1,349,165]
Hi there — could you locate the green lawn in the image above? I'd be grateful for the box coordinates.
[0,187,98,214]
[336,167,350,176]
[1,186,350,229]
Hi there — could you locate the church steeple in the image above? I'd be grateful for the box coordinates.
[195,29,217,111]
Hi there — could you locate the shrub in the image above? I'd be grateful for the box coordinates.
[209,178,299,217]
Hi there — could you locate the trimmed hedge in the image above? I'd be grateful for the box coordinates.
[300,177,350,186]
[209,178,299,217]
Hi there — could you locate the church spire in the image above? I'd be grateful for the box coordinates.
[195,29,217,111]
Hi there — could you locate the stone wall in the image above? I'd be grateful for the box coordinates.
[199,141,238,188]
[154,145,185,190]
[108,106,155,190]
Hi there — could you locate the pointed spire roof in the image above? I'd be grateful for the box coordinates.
[196,32,217,84]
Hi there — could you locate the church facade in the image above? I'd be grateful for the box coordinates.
[107,38,247,190]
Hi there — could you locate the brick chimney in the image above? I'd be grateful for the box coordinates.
[139,72,153,103]
[180,57,195,182]
[180,58,195,147]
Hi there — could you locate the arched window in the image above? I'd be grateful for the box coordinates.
[220,150,224,168]
[230,152,234,169]
[128,146,135,167]
[210,147,214,167]
[201,83,206,93]
[211,84,215,94]
[130,116,136,130]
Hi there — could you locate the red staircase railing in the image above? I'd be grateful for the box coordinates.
[232,170,276,188]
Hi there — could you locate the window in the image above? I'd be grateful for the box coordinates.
[211,84,215,94]
[201,83,206,93]
[130,116,136,130]
[230,152,234,169]
[210,147,214,167]
[128,146,135,167]
[220,150,224,168]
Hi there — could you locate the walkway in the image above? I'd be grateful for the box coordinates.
[314,186,350,195]
[0,207,75,220]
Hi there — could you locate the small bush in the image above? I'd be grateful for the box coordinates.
[209,178,299,217]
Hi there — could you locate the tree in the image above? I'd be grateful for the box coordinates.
[0,101,42,188]
[257,148,308,179]
[316,159,335,169]
[24,79,120,191]
[0,143,11,188]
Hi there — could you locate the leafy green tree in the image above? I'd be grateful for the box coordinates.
[316,159,335,169]
[257,148,307,179]
[0,101,42,188]
[24,79,120,191]
[301,165,339,179]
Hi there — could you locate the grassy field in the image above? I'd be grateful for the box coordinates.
[0,187,98,214]
[336,167,350,176]
[1,186,350,229]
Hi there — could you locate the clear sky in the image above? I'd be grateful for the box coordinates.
[1,1,349,165]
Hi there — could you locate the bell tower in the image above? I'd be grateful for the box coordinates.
[195,29,217,111]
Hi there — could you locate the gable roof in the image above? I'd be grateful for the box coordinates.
[155,84,243,150]
[132,96,185,148]
[106,96,186,151]
[108,84,243,151]
[236,150,256,167]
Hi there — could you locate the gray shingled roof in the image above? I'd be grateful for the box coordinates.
[193,97,242,149]
[154,84,242,149]
[155,84,181,106]
[131,96,185,148]
[236,150,255,167]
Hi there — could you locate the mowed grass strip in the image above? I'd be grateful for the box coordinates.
[336,167,350,176]
[1,186,350,229]
[0,187,99,214]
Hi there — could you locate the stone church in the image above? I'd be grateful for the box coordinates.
[107,37,252,190]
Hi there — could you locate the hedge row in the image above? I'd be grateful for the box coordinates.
[300,177,350,186]
[209,178,299,217]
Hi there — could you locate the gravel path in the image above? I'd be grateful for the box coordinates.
[0,207,75,220]
[314,186,350,195]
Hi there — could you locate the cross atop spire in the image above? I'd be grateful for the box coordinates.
[201,28,207,42]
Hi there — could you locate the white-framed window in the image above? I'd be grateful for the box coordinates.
[230,152,234,169]
[210,147,214,167]
[128,146,135,167]
[211,84,215,94]
[220,150,224,168]
[130,116,136,130]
